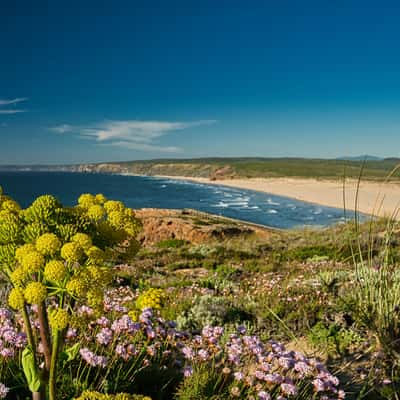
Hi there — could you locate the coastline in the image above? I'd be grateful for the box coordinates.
[154,175,400,219]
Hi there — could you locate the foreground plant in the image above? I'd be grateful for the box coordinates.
[0,188,141,400]
[177,325,344,399]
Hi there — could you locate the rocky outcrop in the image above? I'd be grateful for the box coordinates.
[134,208,268,246]
[210,165,235,180]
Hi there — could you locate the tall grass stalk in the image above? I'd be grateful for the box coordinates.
[348,163,400,360]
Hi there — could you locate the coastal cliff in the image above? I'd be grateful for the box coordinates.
[2,157,400,180]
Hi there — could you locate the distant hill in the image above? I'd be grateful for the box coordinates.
[336,155,383,161]
[2,157,400,181]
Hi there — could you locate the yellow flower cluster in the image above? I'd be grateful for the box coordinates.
[8,287,25,309]
[75,390,151,400]
[78,193,97,209]
[44,260,67,282]
[72,233,92,251]
[56,223,79,242]
[104,200,124,213]
[49,308,69,330]
[95,193,107,204]
[87,205,105,221]
[23,195,60,223]
[20,250,45,274]
[86,246,105,264]
[10,267,28,286]
[0,243,16,264]
[77,194,140,239]
[86,265,112,287]
[0,210,21,243]
[135,288,165,311]
[35,233,61,256]
[1,199,21,213]
[24,282,47,304]
[15,244,36,262]
[86,288,104,309]
[107,210,125,230]
[61,242,84,263]
[128,309,138,321]
[66,277,87,297]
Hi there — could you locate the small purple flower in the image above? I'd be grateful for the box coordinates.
[96,316,110,327]
[183,366,193,377]
[264,373,283,384]
[0,309,11,321]
[198,349,209,361]
[294,361,311,375]
[234,371,244,381]
[182,346,195,360]
[66,328,77,339]
[0,348,15,358]
[312,378,326,392]
[0,383,9,399]
[80,347,108,368]
[96,328,113,346]
[258,390,271,400]
[254,370,266,380]
[237,325,246,335]
[281,383,298,396]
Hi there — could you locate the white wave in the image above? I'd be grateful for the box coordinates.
[214,202,229,208]
[267,198,280,206]
[267,209,278,214]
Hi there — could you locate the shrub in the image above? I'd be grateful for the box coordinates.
[176,294,251,331]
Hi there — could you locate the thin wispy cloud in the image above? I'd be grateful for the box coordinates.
[0,97,28,115]
[50,119,217,152]
[0,97,28,106]
[0,109,26,114]
[50,124,72,134]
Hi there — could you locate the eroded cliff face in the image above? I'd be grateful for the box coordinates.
[54,162,236,179]
[65,163,130,174]
[1,161,238,180]
[135,208,271,246]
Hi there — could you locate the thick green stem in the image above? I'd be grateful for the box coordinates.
[49,330,60,400]
[22,306,45,400]
[21,305,36,358]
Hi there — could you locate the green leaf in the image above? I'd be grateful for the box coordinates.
[22,346,41,392]
[64,342,80,362]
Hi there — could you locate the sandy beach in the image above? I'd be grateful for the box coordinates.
[157,176,400,219]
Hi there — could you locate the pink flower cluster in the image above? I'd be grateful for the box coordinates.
[0,308,27,360]
[0,383,9,399]
[180,325,344,399]
[79,347,108,368]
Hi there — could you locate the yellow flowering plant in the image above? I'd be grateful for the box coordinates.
[0,187,141,400]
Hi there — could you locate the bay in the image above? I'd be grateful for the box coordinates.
[0,171,352,229]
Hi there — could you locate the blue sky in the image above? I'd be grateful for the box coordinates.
[1,0,400,164]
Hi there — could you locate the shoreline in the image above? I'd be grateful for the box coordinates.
[153,175,400,219]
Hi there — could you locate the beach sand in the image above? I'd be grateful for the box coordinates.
[157,176,400,218]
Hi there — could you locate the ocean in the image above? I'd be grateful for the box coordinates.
[0,171,352,229]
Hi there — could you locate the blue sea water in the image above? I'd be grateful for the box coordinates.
[0,171,354,229]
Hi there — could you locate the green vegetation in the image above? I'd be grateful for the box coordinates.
[96,157,400,180]
[2,185,400,399]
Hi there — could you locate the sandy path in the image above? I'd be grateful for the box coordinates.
[156,176,400,218]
